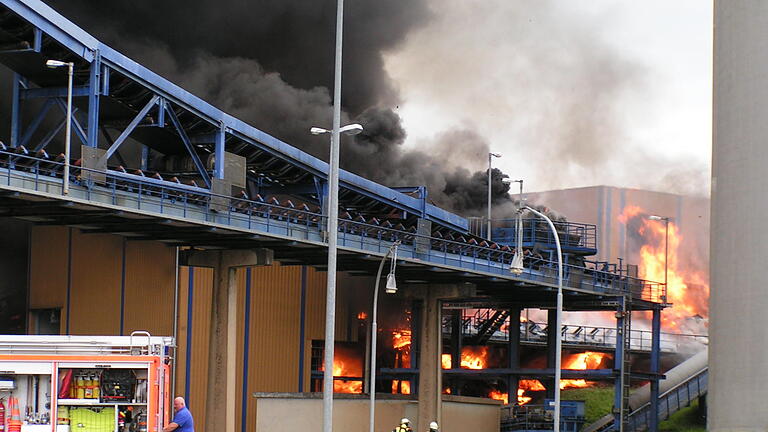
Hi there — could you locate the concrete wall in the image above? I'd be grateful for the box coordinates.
[711,1,768,430]
[253,395,500,432]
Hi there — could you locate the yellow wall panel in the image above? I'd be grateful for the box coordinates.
[68,231,122,335]
[123,241,176,336]
[29,226,68,311]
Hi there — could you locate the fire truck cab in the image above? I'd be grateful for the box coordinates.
[0,333,174,432]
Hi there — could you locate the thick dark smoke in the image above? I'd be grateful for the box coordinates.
[44,0,430,115]
[31,0,532,218]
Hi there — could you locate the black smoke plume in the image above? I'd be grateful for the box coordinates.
[28,0,531,218]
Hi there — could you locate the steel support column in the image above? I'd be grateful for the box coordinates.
[450,309,462,395]
[86,51,101,148]
[215,123,226,180]
[649,307,662,432]
[507,308,521,402]
[10,73,24,149]
[546,308,557,399]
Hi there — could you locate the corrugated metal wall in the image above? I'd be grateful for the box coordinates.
[123,241,176,335]
[175,266,214,430]
[29,226,68,311]
[68,230,123,335]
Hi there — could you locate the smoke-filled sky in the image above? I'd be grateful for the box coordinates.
[39,0,712,215]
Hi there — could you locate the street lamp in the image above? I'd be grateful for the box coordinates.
[312,4,356,429]
[46,59,74,195]
[310,110,361,432]
[487,152,502,240]
[369,241,400,432]
[521,205,563,432]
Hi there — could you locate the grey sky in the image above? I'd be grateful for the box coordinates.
[385,1,712,195]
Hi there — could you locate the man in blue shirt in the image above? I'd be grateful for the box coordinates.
[163,397,194,432]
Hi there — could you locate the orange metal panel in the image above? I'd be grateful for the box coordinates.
[68,231,122,335]
[123,241,176,335]
[29,226,68,311]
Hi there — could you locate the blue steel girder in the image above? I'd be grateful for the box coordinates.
[164,101,212,188]
[102,95,159,159]
[17,98,53,149]
[53,97,87,146]
[0,0,469,233]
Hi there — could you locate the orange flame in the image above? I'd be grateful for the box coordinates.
[391,329,412,394]
[319,345,363,393]
[560,351,609,389]
[620,206,710,330]
[461,346,489,369]
[357,312,368,320]
[441,354,452,369]
[489,390,509,404]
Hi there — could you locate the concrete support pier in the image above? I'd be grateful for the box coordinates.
[183,249,273,432]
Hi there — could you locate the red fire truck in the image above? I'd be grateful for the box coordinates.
[0,333,174,432]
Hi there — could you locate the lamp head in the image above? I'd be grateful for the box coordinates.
[510,252,525,275]
[490,152,502,158]
[339,123,363,136]
[385,272,398,294]
[46,60,68,68]
[310,127,328,135]
[648,215,667,221]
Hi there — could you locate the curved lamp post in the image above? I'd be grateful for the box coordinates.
[521,205,563,432]
[487,152,502,240]
[369,241,400,432]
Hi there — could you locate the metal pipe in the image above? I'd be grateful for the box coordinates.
[171,246,179,400]
[63,62,73,195]
[322,0,345,430]
[487,153,492,240]
[369,243,398,432]
[524,206,563,432]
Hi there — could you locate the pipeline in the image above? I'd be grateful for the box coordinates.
[583,349,707,432]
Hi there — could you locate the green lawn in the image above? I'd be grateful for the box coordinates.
[659,399,706,432]
[562,386,614,424]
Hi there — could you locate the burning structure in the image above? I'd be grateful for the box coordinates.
[0,2,679,432]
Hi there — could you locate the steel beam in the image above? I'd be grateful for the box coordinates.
[103,95,159,160]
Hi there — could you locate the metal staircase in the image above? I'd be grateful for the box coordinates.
[472,310,510,345]
[617,298,632,431]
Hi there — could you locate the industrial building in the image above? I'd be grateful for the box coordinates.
[0,1,694,432]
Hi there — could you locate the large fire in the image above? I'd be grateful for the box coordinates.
[620,206,709,331]
[391,329,412,394]
[442,347,608,405]
[322,345,364,393]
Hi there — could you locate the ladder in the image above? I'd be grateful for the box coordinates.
[617,297,632,431]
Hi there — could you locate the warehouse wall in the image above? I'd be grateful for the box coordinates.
[26,226,383,431]
[28,226,176,336]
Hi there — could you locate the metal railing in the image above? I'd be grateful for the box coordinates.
[625,368,708,432]
[444,316,708,353]
[492,218,597,252]
[0,151,666,302]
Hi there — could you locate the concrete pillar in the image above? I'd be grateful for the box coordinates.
[411,284,472,431]
[182,249,272,432]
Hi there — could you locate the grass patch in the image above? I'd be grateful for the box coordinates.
[659,399,706,432]
[561,386,614,424]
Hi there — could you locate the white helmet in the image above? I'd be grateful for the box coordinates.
[400,418,410,424]
[429,421,439,430]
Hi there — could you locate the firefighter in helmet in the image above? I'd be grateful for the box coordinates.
[428,421,439,432]
[393,418,412,432]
